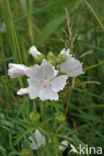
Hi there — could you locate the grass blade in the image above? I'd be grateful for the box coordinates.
[85,0,104,31]
[35,0,82,46]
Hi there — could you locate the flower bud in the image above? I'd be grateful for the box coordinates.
[36,53,45,64]
[8,63,29,78]
[29,45,40,59]
[29,111,40,122]
[29,45,45,63]
[56,54,66,65]
[17,88,28,95]
[55,112,66,122]
[47,52,56,66]
[21,149,32,156]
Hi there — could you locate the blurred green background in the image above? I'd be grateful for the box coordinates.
[0,0,104,155]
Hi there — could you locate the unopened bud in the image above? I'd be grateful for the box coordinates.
[17,88,28,95]
[55,112,66,122]
[29,45,40,58]
[56,54,66,64]
[47,52,56,65]
[29,45,45,63]
[36,53,45,64]
[29,111,40,121]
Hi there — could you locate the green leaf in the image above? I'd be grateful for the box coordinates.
[35,0,82,47]
[32,0,75,15]
[18,0,77,21]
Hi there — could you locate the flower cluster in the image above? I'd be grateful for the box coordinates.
[8,45,84,101]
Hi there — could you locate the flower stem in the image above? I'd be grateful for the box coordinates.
[64,78,75,116]
[84,60,104,71]
[41,101,46,121]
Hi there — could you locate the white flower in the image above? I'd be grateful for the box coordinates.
[59,140,68,151]
[24,59,68,101]
[60,48,84,77]
[8,60,67,101]
[8,63,29,78]
[28,129,46,150]
[29,45,41,59]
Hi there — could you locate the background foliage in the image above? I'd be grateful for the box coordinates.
[0,0,104,155]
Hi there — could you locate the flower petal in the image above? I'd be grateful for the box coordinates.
[60,55,84,77]
[25,59,58,80]
[29,45,41,59]
[25,64,45,81]
[39,86,58,101]
[35,129,46,147]
[28,136,38,150]
[53,66,58,77]
[60,48,71,56]
[8,63,29,78]
[28,79,42,99]
[51,75,68,92]
[42,59,57,80]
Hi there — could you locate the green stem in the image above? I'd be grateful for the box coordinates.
[27,0,34,42]
[84,60,104,71]
[64,78,75,116]
[40,101,46,121]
